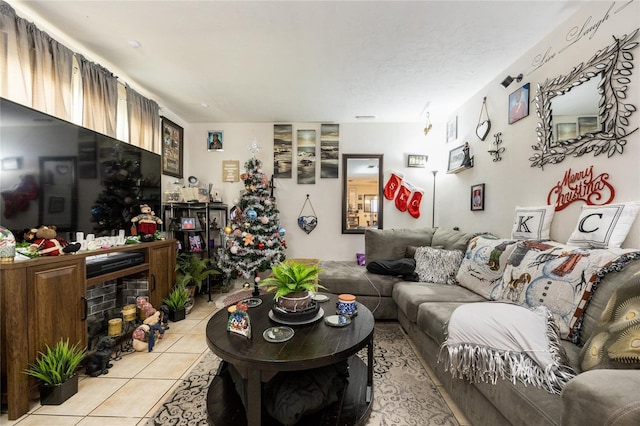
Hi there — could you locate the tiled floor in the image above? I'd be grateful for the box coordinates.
[2,288,470,425]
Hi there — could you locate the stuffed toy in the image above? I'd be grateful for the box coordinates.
[132,297,164,351]
[131,204,162,241]
[29,225,81,256]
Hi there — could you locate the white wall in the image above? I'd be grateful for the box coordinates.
[173,1,640,260]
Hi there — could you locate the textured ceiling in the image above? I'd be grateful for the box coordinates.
[11,0,584,124]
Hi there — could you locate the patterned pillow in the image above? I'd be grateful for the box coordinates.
[455,235,519,299]
[511,205,555,240]
[414,246,463,285]
[567,202,640,249]
[579,276,640,371]
[496,240,638,341]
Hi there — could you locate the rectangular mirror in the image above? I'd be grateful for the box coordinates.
[342,154,383,234]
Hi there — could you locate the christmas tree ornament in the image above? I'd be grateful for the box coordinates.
[395,182,412,212]
[246,208,257,221]
[297,194,318,234]
[230,246,238,254]
[243,233,254,246]
[260,216,269,224]
[224,226,232,234]
[408,187,424,219]
[258,242,265,249]
[234,228,242,236]
[384,171,404,200]
[278,227,286,236]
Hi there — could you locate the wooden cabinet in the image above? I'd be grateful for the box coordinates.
[0,239,176,420]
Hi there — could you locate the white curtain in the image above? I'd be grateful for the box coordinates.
[77,54,118,138]
[126,84,160,153]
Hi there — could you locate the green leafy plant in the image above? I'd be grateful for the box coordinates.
[24,339,86,386]
[259,259,324,300]
[176,252,220,291]
[163,284,190,311]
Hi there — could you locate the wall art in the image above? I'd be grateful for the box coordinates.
[488,132,505,162]
[508,83,530,124]
[476,97,491,140]
[446,116,457,143]
[161,117,183,178]
[407,154,428,168]
[547,165,615,211]
[273,124,292,178]
[320,124,339,178]
[207,131,223,151]
[471,183,485,211]
[297,129,316,184]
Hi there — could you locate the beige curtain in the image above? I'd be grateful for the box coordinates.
[77,54,118,138]
[126,84,160,153]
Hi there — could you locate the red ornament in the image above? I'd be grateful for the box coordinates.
[281,240,287,247]
[258,242,265,249]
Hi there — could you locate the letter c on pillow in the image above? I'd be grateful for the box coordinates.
[578,213,603,233]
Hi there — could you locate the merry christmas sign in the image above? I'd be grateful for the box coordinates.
[547,165,615,211]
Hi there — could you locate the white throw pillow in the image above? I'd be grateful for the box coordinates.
[567,202,640,248]
[414,246,463,285]
[511,205,555,240]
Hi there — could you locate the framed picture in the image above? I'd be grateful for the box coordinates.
[470,183,485,211]
[161,117,183,178]
[181,217,196,230]
[1,156,23,170]
[508,83,530,124]
[207,131,223,151]
[446,116,457,143]
[556,122,577,141]
[578,116,600,134]
[447,144,467,172]
[407,154,428,168]
[189,235,202,252]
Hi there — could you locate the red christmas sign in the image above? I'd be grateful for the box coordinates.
[547,165,615,211]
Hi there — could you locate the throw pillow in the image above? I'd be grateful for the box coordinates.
[414,246,463,285]
[579,276,640,371]
[439,302,575,395]
[567,202,640,249]
[366,258,416,277]
[456,235,519,299]
[496,240,639,341]
[511,205,555,240]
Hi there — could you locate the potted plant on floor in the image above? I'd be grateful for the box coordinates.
[259,259,324,313]
[24,339,86,405]
[176,252,221,311]
[163,284,190,322]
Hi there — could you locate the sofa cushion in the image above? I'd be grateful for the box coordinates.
[364,228,435,263]
[431,228,474,252]
[511,205,555,240]
[414,246,463,285]
[319,260,398,297]
[456,235,519,299]
[567,202,640,249]
[496,240,639,342]
[416,302,464,345]
[392,281,485,323]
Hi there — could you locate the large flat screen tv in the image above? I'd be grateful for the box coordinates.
[0,97,162,241]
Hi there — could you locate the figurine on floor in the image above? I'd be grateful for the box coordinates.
[159,304,170,330]
[85,336,115,377]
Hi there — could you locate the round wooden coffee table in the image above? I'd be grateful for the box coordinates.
[206,293,374,426]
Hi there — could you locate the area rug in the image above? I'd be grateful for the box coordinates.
[148,323,458,426]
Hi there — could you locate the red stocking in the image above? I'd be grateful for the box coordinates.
[408,189,424,218]
[384,172,403,200]
[395,182,411,212]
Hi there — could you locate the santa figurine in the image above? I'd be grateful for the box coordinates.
[131,204,162,241]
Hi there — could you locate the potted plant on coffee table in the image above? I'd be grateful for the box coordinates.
[259,259,324,313]
[24,338,86,405]
[163,284,190,322]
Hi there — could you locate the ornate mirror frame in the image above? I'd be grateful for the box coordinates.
[530,28,639,168]
[342,154,384,234]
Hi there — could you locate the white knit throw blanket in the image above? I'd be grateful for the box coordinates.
[438,302,576,394]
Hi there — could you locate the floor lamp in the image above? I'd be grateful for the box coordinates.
[431,170,438,228]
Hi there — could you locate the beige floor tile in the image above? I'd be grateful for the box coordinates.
[163,333,208,354]
[143,379,183,418]
[77,415,142,426]
[33,377,128,416]
[144,332,182,353]
[10,414,84,425]
[135,352,200,379]
[162,319,200,335]
[90,378,174,417]
[104,351,160,379]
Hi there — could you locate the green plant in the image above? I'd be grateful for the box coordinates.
[24,339,86,386]
[163,284,190,311]
[259,259,325,300]
[175,252,221,291]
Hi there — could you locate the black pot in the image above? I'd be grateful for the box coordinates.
[39,374,78,405]
[169,307,186,322]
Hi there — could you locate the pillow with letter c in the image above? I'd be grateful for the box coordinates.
[567,202,640,249]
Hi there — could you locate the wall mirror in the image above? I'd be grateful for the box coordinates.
[531,28,638,168]
[342,154,383,234]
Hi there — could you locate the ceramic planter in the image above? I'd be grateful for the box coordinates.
[39,374,78,405]
[277,291,311,312]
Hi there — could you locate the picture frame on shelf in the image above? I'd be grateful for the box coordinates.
[181,217,196,230]
[161,117,183,178]
[207,131,224,151]
[447,144,467,173]
[189,235,203,252]
[407,154,428,168]
[471,183,485,211]
[508,83,530,124]
[446,116,457,143]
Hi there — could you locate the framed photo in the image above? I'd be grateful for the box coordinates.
[508,83,530,124]
[181,217,196,230]
[207,131,223,151]
[1,156,23,170]
[578,116,600,134]
[189,235,203,252]
[161,117,183,178]
[446,116,457,143]
[407,154,428,168]
[470,183,485,211]
[556,122,577,141]
[447,144,466,172]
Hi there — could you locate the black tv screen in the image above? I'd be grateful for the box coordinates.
[0,97,162,241]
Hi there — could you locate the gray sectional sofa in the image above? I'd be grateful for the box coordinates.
[318,227,640,426]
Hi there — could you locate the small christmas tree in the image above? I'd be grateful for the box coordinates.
[217,155,286,283]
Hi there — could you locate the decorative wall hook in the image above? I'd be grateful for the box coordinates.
[488,132,505,162]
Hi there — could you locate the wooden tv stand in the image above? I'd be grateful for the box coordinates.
[0,239,176,420]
